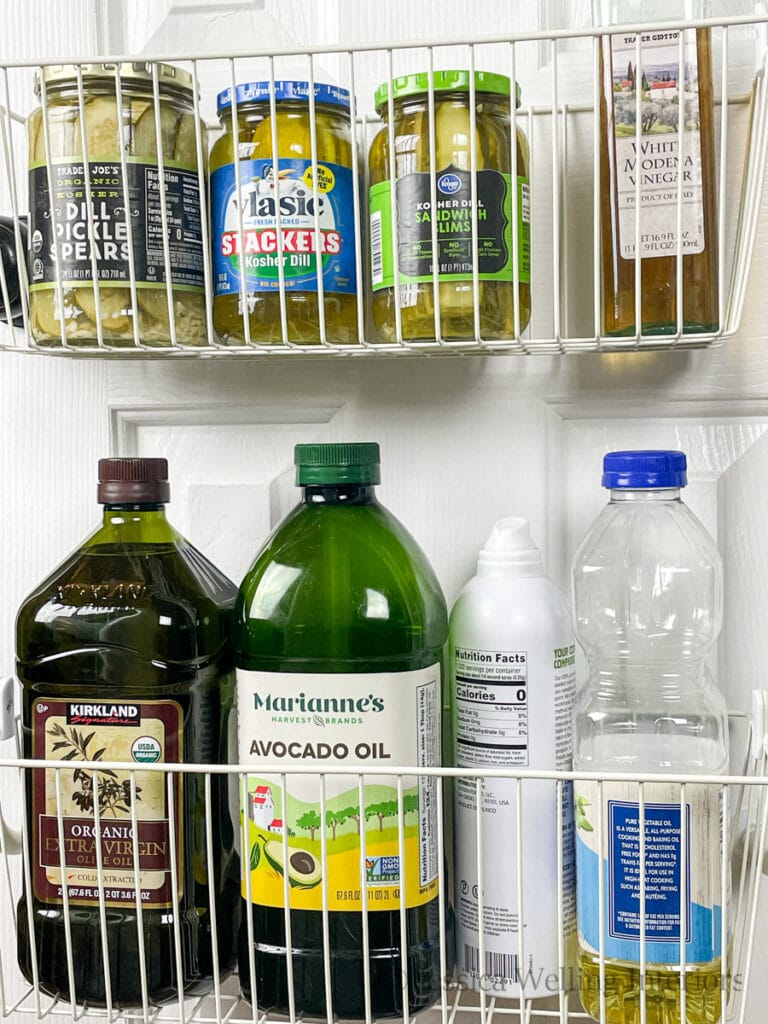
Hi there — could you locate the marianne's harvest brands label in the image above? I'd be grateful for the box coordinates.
[237,666,440,912]
[211,158,356,297]
[31,698,183,908]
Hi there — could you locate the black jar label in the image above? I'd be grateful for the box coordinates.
[31,698,183,908]
[369,166,529,290]
[28,161,204,294]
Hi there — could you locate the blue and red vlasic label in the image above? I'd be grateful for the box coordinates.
[211,158,356,295]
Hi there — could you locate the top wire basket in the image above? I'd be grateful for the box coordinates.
[0,11,766,356]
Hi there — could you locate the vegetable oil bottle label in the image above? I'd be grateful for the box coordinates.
[211,158,356,295]
[369,167,530,290]
[30,698,183,908]
[236,665,440,911]
[574,780,726,964]
[28,161,205,292]
[609,30,705,258]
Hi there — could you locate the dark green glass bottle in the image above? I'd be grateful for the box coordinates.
[234,442,451,1018]
[16,458,240,1008]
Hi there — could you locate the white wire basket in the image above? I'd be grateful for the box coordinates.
[0,701,767,1024]
[0,12,766,356]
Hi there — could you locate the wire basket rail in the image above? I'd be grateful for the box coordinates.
[0,705,765,1024]
[0,13,765,356]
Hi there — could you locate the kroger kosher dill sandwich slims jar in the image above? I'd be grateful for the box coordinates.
[369,70,530,343]
[210,80,358,345]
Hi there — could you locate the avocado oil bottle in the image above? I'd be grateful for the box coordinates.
[16,458,240,1007]
[234,442,450,1018]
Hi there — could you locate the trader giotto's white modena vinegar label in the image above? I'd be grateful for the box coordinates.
[237,666,440,911]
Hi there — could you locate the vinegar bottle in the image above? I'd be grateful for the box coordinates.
[16,458,240,1007]
[596,1,719,336]
[572,451,728,1024]
[234,442,450,1018]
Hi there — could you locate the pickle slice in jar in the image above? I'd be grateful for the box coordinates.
[133,103,180,162]
[173,114,200,165]
[250,110,310,156]
[75,285,132,332]
[75,97,123,160]
[138,287,206,345]
[30,104,82,163]
[31,289,96,340]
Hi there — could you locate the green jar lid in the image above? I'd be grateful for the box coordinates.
[374,70,520,112]
[295,442,381,485]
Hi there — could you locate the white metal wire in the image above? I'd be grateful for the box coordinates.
[0,703,762,1024]
[0,14,763,356]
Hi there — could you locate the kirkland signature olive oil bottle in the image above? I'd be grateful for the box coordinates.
[234,442,450,1017]
[17,458,240,1007]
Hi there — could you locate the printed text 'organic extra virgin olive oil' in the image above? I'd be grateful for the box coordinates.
[234,442,450,1018]
[17,459,240,1007]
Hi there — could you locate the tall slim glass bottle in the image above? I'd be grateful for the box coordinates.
[17,458,240,1007]
[597,1,718,336]
[234,442,449,1018]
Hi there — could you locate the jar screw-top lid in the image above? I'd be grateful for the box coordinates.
[295,443,380,486]
[374,70,520,111]
[98,457,170,504]
[217,80,351,114]
[602,450,688,490]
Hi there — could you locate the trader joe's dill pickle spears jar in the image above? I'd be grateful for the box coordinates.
[17,459,240,1007]
[210,81,358,345]
[28,63,207,347]
[369,70,530,343]
[234,443,450,1017]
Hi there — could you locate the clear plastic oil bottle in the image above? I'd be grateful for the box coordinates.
[572,451,728,1024]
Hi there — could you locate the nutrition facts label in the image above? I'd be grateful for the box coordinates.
[454,647,529,768]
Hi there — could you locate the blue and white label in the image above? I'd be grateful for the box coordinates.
[575,781,725,965]
[437,172,462,195]
[211,158,356,295]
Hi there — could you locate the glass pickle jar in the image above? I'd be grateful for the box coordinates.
[369,70,530,343]
[210,81,358,345]
[28,62,207,348]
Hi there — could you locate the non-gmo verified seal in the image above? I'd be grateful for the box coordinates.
[437,172,461,195]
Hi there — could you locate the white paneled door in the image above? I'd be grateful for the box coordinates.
[2,1,768,1022]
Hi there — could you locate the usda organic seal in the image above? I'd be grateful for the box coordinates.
[131,735,161,763]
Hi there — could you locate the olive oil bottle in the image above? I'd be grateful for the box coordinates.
[597,1,718,336]
[234,442,450,1017]
[17,458,240,1007]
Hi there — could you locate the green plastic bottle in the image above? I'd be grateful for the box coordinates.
[16,458,240,1007]
[234,442,450,1018]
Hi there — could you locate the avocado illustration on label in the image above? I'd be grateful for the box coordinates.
[263,839,322,889]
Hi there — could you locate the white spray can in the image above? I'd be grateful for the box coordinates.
[450,517,576,999]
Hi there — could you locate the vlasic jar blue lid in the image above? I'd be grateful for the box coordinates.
[217,80,351,114]
[602,450,688,489]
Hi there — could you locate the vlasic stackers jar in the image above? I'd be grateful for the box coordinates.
[210,80,358,345]
[368,70,530,343]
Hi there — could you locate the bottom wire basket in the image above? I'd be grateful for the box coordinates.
[0,698,766,1024]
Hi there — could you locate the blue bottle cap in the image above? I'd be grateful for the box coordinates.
[602,450,688,489]
[217,80,351,114]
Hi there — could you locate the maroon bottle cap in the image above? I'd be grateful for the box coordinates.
[98,458,170,505]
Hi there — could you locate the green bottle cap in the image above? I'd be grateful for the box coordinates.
[374,70,519,112]
[295,443,381,485]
